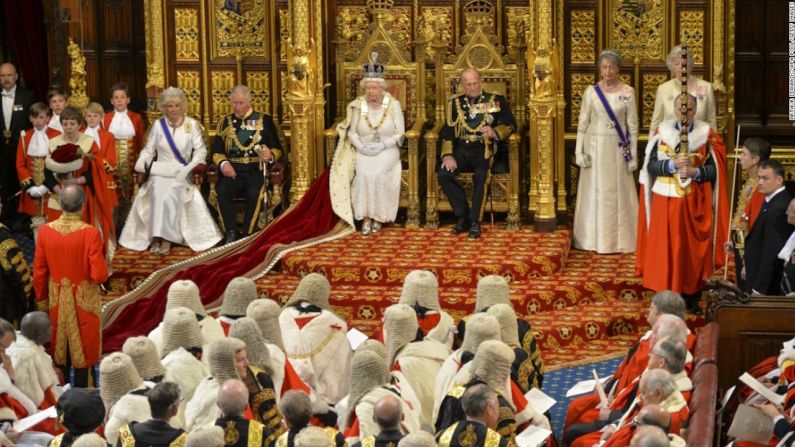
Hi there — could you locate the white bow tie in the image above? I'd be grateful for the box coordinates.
[1,92,13,98]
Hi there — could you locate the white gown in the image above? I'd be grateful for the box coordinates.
[120,117,222,251]
[573,84,639,254]
[346,94,405,223]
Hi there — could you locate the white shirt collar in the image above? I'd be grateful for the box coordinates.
[767,186,787,202]
[1,85,16,96]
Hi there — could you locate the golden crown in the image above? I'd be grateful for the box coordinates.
[367,0,394,11]
[464,0,494,16]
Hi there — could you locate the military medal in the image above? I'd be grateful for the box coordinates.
[3,129,10,139]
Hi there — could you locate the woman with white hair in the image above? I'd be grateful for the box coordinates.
[573,49,639,254]
[649,44,717,132]
[335,52,405,235]
[120,87,222,253]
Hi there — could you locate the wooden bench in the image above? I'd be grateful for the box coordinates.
[685,322,720,446]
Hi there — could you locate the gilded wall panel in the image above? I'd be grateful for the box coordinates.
[570,10,595,64]
[679,10,705,64]
[570,72,596,128]
[175,8,200,62]
[336,6,411,62]
[280,70,290,123]
[279,7,290,62]
[211,70,235,123]
[177,70,202,119]
[246,71,271,115]
[610,0,665,62]
[506,7,532,62]
[642,73,668,127]
[419,6,454,56]
[210,0,269,58]
[464,9,495,34]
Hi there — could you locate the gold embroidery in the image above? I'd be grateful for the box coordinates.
[119,424,135,447]
[249,420,264,447]
[447,385,466,399]
[224,420,240,445]
[484,428,504,447]
[275,432,288,447]
[32,157,45,185]
[360,435,376,447]
[50,434,64,447]
[458,423,478,447]
[438,422,458,447]
[286,325,344,360]
[48,276,101,367]
[0,237,30,295]
[323,427,341,446]
[49,214,90,235]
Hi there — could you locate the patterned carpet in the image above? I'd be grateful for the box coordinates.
[108,225,664,370]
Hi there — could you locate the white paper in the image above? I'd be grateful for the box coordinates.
[348,328,369,350]
[524,388,556,415]
[727,404,774,444]
[739,372,785,406]
[722,385,736,408]
[764,368,781,380]
[565,375,612,398]
[13,406,56,432]
[515,425,552,447]
[593,369,609,408]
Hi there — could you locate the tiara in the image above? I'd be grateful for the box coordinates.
[362,52,386,79]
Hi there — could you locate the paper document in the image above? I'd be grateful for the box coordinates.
[14,406,56,432]
[565,375,612,398]
[524,388,556,415]
[739,372,785,406]
[593,369,609,408]
[727,404,774,444]
[348,328,369,350]
[515,425,553,447]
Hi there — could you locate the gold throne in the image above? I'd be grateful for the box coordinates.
[424,1,527,229]
[323,0,430,227]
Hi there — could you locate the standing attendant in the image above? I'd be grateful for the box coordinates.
[573,50,639,253]
[33,185,108,388]
[102,82,147,207]
[46,88,68,133]
[0,62,36,229]
[212,85,282,243]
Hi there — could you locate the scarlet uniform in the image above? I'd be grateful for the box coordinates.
[33,214,109,369]
[102,110,146,200]
[16,127,61,217]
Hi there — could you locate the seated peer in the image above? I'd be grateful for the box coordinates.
[436,384,511,447]
[117,381,187,447]
[215,379,275,447]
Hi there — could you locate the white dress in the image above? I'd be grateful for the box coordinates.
[650,78,717,132]
[120,117,222,251]
[346,94,405,222]
[573,84,639,254]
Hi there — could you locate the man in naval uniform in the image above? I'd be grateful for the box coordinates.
[212,85,282,243]
[438,68,516,239]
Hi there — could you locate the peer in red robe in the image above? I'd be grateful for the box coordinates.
[33,198,109,388]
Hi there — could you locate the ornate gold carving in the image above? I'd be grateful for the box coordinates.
[463,0,495,34]
[177,70,202,119]
[212,0,269,58]
[570,10,595,64]
[145,0,165,90]
[67,38,89,110]
[679,10,704,64]
[610,0,665,61]
[570,72,596,128]
[336,6,411,61]
[211,71,236,123]
[642,73,668,128]
[506,7,532,62]
[245,72,271,116]
[279,8,290,62]
[280,70,290,124]
[175,8,200,62]
[419,7,454,56]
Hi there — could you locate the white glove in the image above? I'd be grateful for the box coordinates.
[134,157,148,173]
[35,185,49,196]
[359,142,385,156]
[175,166,191,183]
[27,186,42,198]
[575,152,591,168]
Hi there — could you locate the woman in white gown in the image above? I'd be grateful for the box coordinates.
[573,50,639,254]
[120,87,222,253]
[338,53,405,235]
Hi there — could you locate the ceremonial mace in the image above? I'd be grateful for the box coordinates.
[678,45,690,185]
[724,124,743,280]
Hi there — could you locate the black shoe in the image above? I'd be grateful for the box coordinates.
[225,231,238,245]
[468,222,482,239]
[451,218,471,234]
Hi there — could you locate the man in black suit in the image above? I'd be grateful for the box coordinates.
[744,159,794,295]
[0,63,36,228]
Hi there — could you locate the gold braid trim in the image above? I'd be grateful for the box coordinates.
[285,325,344,360]
[49,214,90,235]
[49,277,101,367]
[275,432,288,447]
[360,435,376,447]
[248,420,264,447]
[437,422,458,447]
[50,434,64,447]
[118,424,135,447]
[324,427,340,446]
[170,432,188,447]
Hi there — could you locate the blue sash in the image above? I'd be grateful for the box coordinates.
[159,118,188,166]
[593,83,632,161]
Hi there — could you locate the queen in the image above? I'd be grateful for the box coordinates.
[335,53,405,235]
[119,87,222,253]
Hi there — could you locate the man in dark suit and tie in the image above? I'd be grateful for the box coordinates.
[744,159,794,295]
[0,63,36,228]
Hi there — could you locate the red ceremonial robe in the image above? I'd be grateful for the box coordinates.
[638,121,729,294]
[16,128,61,217]
[33,214,109,368]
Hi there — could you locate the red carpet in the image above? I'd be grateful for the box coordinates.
[109,224,673,370]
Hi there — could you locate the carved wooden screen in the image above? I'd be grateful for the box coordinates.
[149,0,289,132]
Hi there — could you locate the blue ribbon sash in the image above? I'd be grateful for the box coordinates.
[159,118,188,166]
[593,83,632,161]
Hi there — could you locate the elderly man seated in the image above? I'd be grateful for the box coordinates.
[215,379,275,447]
[436,384,511,447]
[7,312,60,410]
[276,390,346,447]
